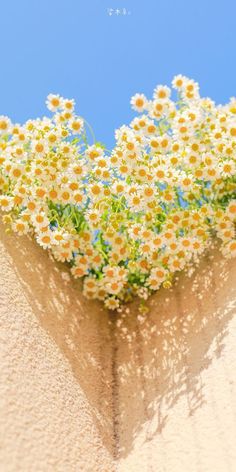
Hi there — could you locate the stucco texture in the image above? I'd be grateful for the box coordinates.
[0,220,236,472]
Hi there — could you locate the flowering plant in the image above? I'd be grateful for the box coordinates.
[0,75,236,310]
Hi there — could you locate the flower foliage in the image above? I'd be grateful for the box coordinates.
[0,76,236,310]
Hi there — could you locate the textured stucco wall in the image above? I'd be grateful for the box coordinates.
[114,249,236,472]
[0,220,236,472]
[0,222,115,472]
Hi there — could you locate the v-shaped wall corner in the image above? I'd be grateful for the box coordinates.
[0,221,236,472]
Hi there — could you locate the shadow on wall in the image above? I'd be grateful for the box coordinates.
[113,248,236,458]
[1,225,236,460]
[1,225,115,457]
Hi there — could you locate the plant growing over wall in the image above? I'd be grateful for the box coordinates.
[0,76,236,310]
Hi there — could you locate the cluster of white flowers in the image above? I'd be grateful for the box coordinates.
[0,76,236,310]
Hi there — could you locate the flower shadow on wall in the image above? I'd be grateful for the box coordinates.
[113,247,236,457]
[2,225,236,459]
[1,223,115,456]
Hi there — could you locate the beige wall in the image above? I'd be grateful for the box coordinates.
[0,221,236,472]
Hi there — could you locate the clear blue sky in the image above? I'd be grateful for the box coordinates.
[1,0,236,148]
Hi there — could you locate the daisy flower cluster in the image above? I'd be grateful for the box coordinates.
[0,76,236,311]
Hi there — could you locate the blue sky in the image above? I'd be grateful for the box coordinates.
[1,0,236,148]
